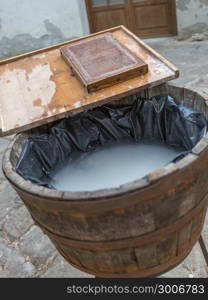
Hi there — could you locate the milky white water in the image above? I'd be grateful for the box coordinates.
[49,141,182,192]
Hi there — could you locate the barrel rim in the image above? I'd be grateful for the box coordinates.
[3,84,208,202]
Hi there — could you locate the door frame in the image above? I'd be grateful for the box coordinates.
[85,0,94,33]
[85,0,177,37]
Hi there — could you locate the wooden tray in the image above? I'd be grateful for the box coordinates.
[60,33,148,93]
[0,26,179,137]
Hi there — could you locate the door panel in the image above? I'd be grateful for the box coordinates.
[86,0,130,32]
[93,9,128,32]
[130,0,177,38]
[85,0,177,38]
[135,4,168,29]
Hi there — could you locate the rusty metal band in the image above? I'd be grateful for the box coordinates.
[31,193,208,251]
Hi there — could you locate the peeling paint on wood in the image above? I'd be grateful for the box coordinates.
[0,63,56,129]
[0,26,178,136]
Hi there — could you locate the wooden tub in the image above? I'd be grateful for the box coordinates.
[2,84,208,277]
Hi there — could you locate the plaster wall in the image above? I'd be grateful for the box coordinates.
[0,0,90,59]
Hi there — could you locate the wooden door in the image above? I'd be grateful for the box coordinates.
[85,0,177,38]
[129,0,177,38]
[85,0,131,33]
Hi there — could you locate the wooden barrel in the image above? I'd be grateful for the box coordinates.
[2,84,208,277]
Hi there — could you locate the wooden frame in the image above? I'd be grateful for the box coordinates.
[60,32,148,93]
[169,0,178,36]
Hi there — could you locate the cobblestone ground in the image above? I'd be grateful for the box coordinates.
[0,38,208,278]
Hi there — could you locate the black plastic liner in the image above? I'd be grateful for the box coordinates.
[16,94,207,188]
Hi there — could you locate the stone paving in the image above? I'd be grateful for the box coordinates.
[0,37,208,278]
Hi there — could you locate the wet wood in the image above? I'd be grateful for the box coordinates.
[60,32,148,93]
[192,137,208,155]
[0,26,178,137]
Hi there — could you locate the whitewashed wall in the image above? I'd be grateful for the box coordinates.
[0,0,89,59]
[176,0,208,39]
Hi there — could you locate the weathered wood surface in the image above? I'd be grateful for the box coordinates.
[60,32,148,93]
[2,85,208,277]
[0,26,178,137]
